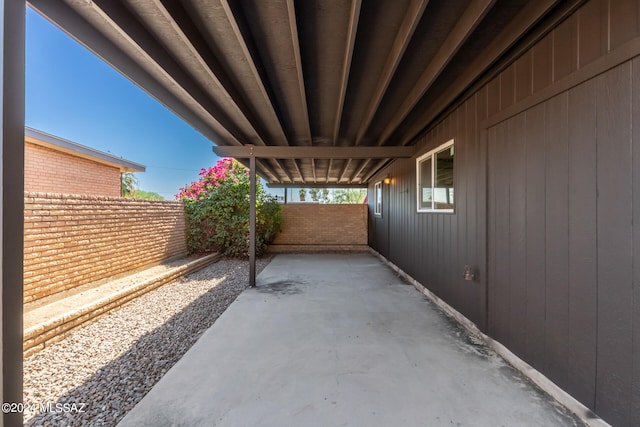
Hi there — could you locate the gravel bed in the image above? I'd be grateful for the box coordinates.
[23,257,272,427]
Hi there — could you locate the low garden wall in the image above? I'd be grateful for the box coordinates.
[24,192,187,303]
[270,204,368,252]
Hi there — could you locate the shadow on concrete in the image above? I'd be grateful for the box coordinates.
[24,258,267,427]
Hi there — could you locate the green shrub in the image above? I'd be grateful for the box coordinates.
[177,158,282,257]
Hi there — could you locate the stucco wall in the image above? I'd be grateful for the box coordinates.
[24,192,187,303]
[25,142,122,197]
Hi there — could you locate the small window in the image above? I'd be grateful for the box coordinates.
[417,139,454,213]
[374,181,383,216]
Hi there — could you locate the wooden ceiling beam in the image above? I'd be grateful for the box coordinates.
[268,183,367,189]
[332,0,363,145]
[311,159,317,183]
[213,145,416,159]
[286,0,313,147]
[362,159,393,183]
[350,159,371,184]
[149,0,272,145]
[273,159,294,182]
[219,0,291,146]
[257,160,281,183]
[354,0,429,145]
[291,159,305,183]
[398,0,580,146]
[27,0,232,147]
[326,158,334,183]
[378,0,496,145]
[338,159,352,183]
[237,158,280,183]
[85,0,248,146]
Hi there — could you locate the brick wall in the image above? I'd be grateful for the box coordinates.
[270,204,368,251]
[25,142,122,197]
[24,192,187,303]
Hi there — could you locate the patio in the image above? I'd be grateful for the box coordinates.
[0,2,633,424]
[118,253,580,426]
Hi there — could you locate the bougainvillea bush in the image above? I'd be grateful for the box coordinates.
[176,158,282,257]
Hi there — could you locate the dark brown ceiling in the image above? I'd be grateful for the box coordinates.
[28,0,560,185]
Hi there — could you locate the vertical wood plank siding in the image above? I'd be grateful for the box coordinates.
[524,103,547,371]
[594,62,634,425]
[631,56,640,427]
[368,0,640,424]
[567,79,598,409]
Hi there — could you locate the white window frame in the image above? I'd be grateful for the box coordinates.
[416,139,455,213]
[374,181,383,216]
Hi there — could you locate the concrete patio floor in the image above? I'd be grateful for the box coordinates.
[118,253,583,427]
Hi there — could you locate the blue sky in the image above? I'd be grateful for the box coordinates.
[26,7,221,199]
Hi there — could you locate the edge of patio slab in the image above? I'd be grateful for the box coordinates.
[268,244,370,253]
[23,252,220,357]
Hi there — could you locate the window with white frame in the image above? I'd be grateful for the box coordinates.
[374,181,383,216]
[416,139,454,212]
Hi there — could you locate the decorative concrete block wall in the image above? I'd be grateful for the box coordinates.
[270,204,368,252]
[25,142,122,197]
[24,192,187,303]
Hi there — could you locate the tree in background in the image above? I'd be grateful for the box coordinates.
[132,190,164,200]
[176,158,282,257]
[121,172,139,197]
[121,173,164,199]
[294,188,366,203]
[309,188,330,203]
[332,188,367,204]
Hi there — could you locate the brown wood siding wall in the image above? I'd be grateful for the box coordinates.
[368,87,488,330]
[368,1,640,425]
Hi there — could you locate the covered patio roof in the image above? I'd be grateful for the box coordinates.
[27,0,576,185]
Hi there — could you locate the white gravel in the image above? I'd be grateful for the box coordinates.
[23,257,272,427]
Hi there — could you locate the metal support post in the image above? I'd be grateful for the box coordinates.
[249,154,256,287]
[1,1,26,426]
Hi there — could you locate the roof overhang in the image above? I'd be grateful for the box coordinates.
[25,127,146,172]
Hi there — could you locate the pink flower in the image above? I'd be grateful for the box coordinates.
[175,158,251,200]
